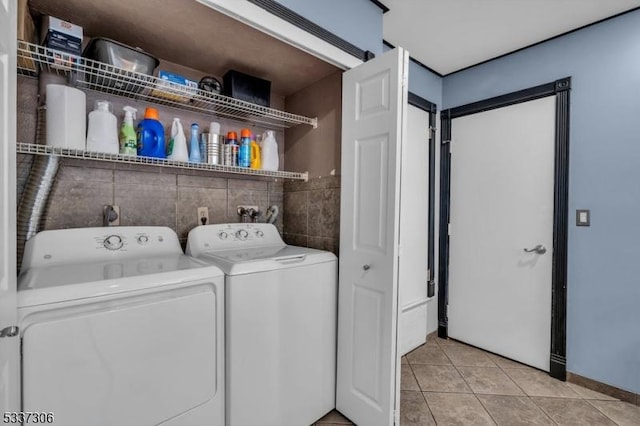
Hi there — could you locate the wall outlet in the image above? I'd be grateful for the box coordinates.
[237,205,259,216]
[197,207,209,226]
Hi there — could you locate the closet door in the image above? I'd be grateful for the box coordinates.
[0,0,19,413]
[337,47,408,426]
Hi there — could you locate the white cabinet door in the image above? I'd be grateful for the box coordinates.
[398,104,430,356]
[337,47,408,426]
[0,0,19,413]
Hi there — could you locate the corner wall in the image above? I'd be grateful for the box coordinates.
[442,9,640,393]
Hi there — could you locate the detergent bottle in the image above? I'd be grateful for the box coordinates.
[261,130,279,171]
[250,134,261,169]
[119,106,137,156]
[188,123,202,163]
[86,100,119,154]
[167,118,188,162]
[137,107,166,158]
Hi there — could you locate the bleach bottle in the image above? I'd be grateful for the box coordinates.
[167,118,188,162]
[137,107,166,158]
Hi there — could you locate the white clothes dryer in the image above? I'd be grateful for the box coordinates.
[18,227,224,426]
[186,223,337,426]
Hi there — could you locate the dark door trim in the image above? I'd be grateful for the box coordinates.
[408,92,438,298]
[438,78,571,380]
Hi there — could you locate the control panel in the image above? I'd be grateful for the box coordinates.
[22,226,183,269]
[186,223,285,256]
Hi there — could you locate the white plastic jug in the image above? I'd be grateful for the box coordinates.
[261,130,279,171]
[46,84,86,150]
[86,100,119,154]
[168,118,188,162]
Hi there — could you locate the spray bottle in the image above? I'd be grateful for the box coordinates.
[168,118,188,162]
[120,106,137,156]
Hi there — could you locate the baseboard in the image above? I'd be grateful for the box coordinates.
[567,372,639,406]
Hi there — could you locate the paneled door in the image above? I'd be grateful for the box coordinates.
[0,0,19,412]
[337,47,408,426]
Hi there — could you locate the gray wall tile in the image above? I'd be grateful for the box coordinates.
[228,178,269,191]
[45,180,113,230]
[283,190,308,235]
[178,174,227,189]
[227,189,269,221]
[177,187,227,239]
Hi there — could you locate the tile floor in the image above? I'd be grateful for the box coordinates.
[313,336,640,425]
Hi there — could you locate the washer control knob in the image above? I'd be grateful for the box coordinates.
[218,231,228,240]
[255,230,264,238]
[104,235,123,250]
[137,234,149,245]
[236,229,249,240]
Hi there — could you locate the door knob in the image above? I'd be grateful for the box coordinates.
[362,264,371,271]
[524,244,547,255]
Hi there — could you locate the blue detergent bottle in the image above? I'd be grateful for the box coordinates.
[137,107,166,158]
[189,123,202,162]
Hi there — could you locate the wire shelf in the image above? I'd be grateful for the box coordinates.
[17,41,318,129]
[16,143,308,181]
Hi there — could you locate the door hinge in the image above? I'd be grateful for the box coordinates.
[429,126,436,141]
[0,326,19,338]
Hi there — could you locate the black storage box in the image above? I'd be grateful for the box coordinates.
[223,70,271,107]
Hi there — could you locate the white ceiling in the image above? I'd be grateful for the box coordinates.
[380,0,640,75]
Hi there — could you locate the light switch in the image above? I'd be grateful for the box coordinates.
[576,209,590,226]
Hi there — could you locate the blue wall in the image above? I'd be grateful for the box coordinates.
[274,0,383,55]
[443,10,640,393]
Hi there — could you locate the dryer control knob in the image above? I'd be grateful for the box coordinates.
[255,230,264,237]
[236,229,249,240]
[218,231,228,240]
[104,234,123,250]
[137,235,149,245]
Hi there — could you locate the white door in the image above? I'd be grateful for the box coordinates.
[0,0,19,412]
[448,96,555,371]
[337,47,408,426]
[398,104,430,356]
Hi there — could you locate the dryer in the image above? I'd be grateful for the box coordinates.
[18,227,224,426]
[186,223,337,426]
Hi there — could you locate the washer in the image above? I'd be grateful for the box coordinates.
[186,223,337,426]
[18,227,224,426]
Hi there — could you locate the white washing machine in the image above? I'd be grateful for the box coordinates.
[18,227,225,426]
[186,223,337,426]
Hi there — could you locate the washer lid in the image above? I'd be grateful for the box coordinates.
[196,245,337,275]
[17,254,223,307]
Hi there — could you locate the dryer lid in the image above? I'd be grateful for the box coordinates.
[17,254,223,307]
[196,245,336,276]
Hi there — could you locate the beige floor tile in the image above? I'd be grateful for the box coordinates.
[588,400,640,426]
[533,397,617,426]
[401,391,436,425]
[314,410,353,425]
[434,337,466,346]
[407,344,452,365]
[412,365,472,393]
[402,355,408,365]
[504,368,581,398]
[485,352,532,369]
[424,392,496,425]
[401,364,420,391]
[567,383,619,401]
[458,366,524,396]
[441,345,497,367]
[478,394,555,425]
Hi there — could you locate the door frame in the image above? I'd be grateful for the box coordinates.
[407,92,437,298]
[438,78,571,380]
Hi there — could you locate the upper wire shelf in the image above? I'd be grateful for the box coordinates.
[17,41,318,129]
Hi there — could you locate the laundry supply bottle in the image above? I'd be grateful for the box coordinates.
[238,128,251,167]
[86,100,119,154]
[189,123,202,162]
[250,134,261,169]
[226,131,239,166]
[120,106,137,156]
[137,107,166,158]
[167,118,188,162]
[261,130,279,171]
